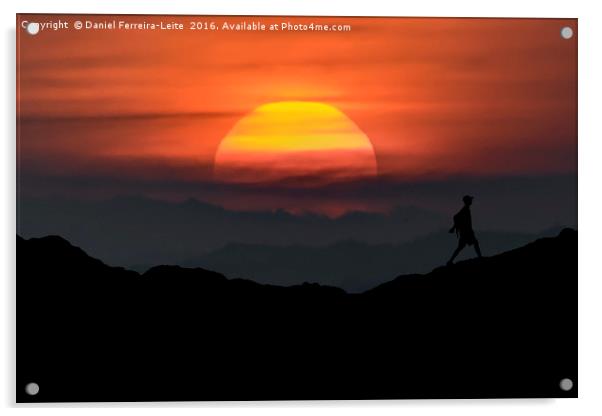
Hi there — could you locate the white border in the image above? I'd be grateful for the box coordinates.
[3,1,602,415]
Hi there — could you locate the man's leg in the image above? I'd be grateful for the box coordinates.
[447,241,466,265]
[474,239,483,258]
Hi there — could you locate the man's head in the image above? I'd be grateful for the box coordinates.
[462,195,474,206]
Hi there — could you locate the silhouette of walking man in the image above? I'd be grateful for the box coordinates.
[447,195,482,266]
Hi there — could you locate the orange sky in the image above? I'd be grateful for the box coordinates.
[17,15,577,213]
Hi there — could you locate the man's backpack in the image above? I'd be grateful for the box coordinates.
[452,208,468,235]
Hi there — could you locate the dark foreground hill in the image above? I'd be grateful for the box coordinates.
[17,229,577,402]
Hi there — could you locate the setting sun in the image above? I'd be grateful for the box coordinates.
[213,101,378,185]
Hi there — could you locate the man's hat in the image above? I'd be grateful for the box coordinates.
[462,195,474,203]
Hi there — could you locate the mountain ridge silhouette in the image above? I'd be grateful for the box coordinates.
[176,227,565,292]
[16,194,506,265]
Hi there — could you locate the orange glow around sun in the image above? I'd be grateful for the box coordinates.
[213,101,378,185]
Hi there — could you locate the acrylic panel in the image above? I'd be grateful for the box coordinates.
[16,14,577,402]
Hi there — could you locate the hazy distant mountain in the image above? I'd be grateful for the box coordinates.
[180,227,564,292]
[18,195,449,266]
[17,230,577,401]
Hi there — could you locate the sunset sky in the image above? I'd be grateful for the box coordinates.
[17,15,577,216]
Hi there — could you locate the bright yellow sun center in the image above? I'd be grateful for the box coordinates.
[214,101,377,185]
